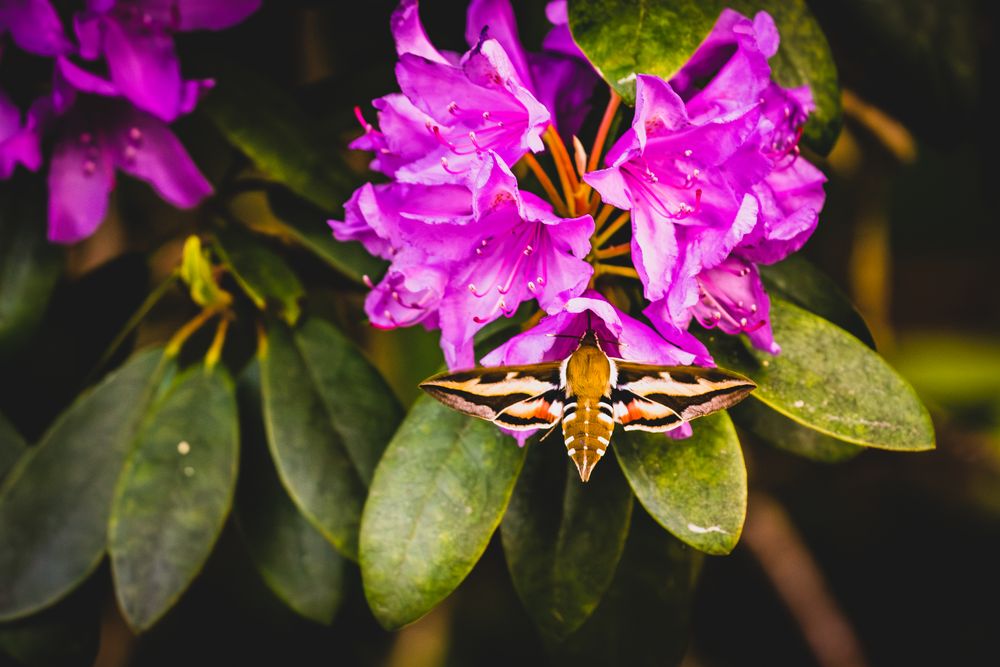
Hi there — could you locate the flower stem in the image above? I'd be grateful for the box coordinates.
[594,211,631,248]
[522,154,569,216]
[165,307,223,358]
[543,126,580,216]
[593,263,640,280]
[593,203,616,233]
[205,315,231,369]
[595,242,631,259]
[587,91,621,174]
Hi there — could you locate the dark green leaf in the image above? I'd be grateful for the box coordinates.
[615,412,746,555]
[893,333,1000,410]
[203,65,353,212]
[760,255,875,348]
[109,363,239,631]
[501,443,633,640]
[266,188,387,285]
[705,297,936,451]
[553,509,699,667]
[0,412,25,481]
[731,400,863,463]
[213,227,305,325]
[236,364,345,625]
[567,0,841,153]
[360,396,525,629]
[0,349,168,621]
[0,177,61,362]
[260,318,402,560]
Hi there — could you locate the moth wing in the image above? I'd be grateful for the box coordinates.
[612,362,756,431]
[419,362,564,430]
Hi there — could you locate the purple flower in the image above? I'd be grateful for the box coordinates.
[0,0,72,56]
[72,0,260,122]
[42,58,212,243]
[331,152,593,369]
[584,74,762,312]
[482,291,707,439]
[1,87,41,178]
[353,0,597,186]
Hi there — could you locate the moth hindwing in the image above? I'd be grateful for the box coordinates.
[420,337,755,482]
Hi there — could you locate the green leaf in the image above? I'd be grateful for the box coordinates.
[760,255,875,349]
[235,363,345,625]
[501,444,633,640]
[0,412,25,481]
[213,228,304,325]
[0,177,61,362]
[109,363,239,632]
[0,590,100,667]
[0,349,169,621]
[567,0,841,153]
[260,318,402,560]
[553,509,699,667]
[705,297,936,451]
[266,188,387,285]
[615,412,746,555]
[360,395,525,629]
[203,65,354,212]
[731,400,863,463]
[892,333,1000,410]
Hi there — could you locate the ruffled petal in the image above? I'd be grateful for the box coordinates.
[108,105,212,208]
[391,0,448,64]
[366,264,447,333]
[465,0,532,89]
[691,255,779,354]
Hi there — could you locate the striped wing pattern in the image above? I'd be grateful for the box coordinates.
[612,363,756,432]
[419,363,564,431]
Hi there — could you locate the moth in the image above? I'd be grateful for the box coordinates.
[420,328,756,482]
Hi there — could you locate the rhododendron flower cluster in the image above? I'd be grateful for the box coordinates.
[336,1,827,436]
[0,0,260,243]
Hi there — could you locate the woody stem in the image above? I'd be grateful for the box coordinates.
[522,154,569,216]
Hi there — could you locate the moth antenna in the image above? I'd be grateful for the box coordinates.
[545,333,583,339]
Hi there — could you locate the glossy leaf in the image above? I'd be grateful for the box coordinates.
[705,297,936,451]
[0,177,61,362]
[109,364,239,632]
[236,364,345,625]
[260,318,402,560]
[266,188,387,286]
[214,228,304,326]
[360,395,525,629]
[0,349,169,621]
[553,509,700,667]
[731,400,863,463]
[203,65,354,212]
[760,255,875,349]
[0,412,25,481]
[615,412,746,555]
[567,0,841,152]
[501,444,633,640]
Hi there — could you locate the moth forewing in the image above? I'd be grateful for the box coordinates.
[418,363,563,425]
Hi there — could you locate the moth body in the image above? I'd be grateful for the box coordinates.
[561,331,616,481]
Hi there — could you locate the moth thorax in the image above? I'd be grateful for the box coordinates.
[562,397,614,482]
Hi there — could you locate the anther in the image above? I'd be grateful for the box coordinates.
[82,160,96,175]
[128,127,142,142]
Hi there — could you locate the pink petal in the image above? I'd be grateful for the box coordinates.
[103,15,183,121]
[176,0,261,31]
[47,127,115,243]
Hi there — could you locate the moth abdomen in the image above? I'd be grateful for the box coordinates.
[562,397,615,482]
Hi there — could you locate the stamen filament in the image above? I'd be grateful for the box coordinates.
[594,211,631,248]
[543,126,579,216]
[594,263,640,280]
[595,242,631,259]
[587,91,621,174]
[522,154,568,216]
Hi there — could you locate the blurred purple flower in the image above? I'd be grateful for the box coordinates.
[42,58,212,243]
[0,0,72,56]
[1,87,41,178]
[332,152,593,369]
[72,0,260,122]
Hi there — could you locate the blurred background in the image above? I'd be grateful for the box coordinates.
[1,0,997,665]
